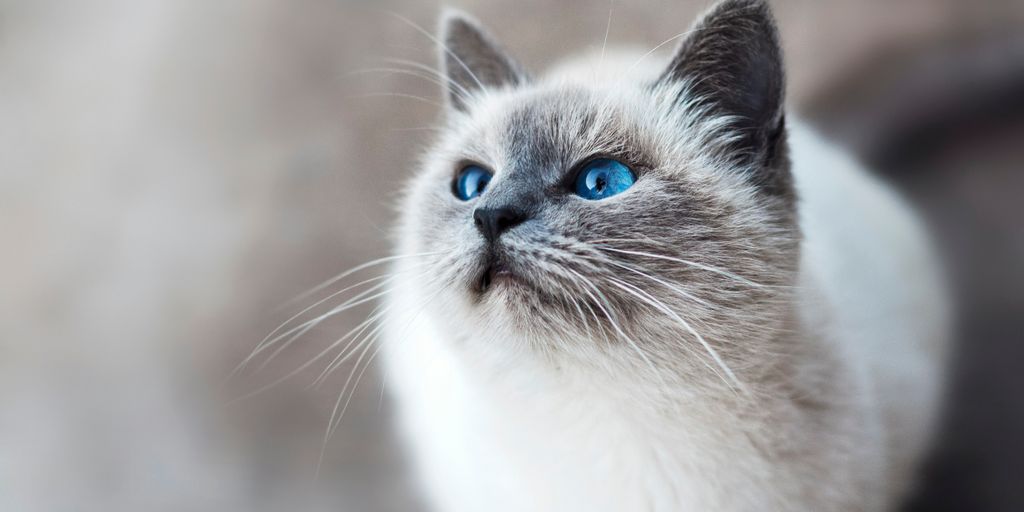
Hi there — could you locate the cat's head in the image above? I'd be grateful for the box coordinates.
[400,0,799,372]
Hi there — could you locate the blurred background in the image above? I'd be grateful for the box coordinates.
[2,0,1023,510]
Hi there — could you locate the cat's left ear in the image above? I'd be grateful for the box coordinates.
[439,9,528,112]
[658,0,787,182]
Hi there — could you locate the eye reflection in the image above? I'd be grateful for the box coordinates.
[453,165,492,201]
[574,159,635,200]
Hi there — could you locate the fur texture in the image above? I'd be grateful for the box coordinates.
[382,1,949,510]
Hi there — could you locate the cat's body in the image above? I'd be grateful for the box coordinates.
[381,2,949,510]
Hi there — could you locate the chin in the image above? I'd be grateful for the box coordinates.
[463,274,551,336]
[474,279,537,316]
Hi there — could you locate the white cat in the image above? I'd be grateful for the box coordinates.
[382,1,949,510]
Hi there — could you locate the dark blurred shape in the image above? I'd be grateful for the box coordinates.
[804,26,1024,512]
[808,30,1024,171]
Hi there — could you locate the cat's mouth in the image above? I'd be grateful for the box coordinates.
[472,247,534,296]
[474,259,520,294]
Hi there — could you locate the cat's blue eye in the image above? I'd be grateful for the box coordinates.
[573,158,636,200]
[453,165,493,201]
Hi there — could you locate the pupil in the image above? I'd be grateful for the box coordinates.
[595,175,606,192]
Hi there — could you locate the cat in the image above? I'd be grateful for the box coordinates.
[380,0,950,510]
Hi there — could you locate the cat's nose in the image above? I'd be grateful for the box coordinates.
[473,206,527,244]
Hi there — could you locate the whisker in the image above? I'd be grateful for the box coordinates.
[348,66,466,103]
[316,335,378,479]
[282,251,442,309]
[565,267,663,382]
[388,12,488,92]
[598,0,614,72]
[227,308,387,405]
[553,280,593,341]
[605,276,747,395]
[226,267,443,404]
[317,281,447,476]
[622,21,762,79]
[622,30,690,77]
[550,267,612,346]
[379,57,475,100]
[350,92,444,108]
[601,258,716,309]
[230,273,399,381]
[594,244,766,288]
[245,278,402,375]
[328,338,384,439]
[316,269,451,388]
[389,125,444,132]
[312,306,391,388]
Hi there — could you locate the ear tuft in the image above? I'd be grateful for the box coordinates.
[439,9,527,112]
[658,0,787,184]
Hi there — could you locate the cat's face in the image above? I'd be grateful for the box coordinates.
[400,1,799,368]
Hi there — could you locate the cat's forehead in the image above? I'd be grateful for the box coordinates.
[455,85,655,176]
[500,89,598,171]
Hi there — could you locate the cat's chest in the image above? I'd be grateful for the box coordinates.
[474,378,775,510]
[384,317,747,511]
[475,389,696,510]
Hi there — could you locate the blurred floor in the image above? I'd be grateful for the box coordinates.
[2,0,1023,510]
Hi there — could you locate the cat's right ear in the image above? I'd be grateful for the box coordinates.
[657,0,787,178]
[439,10,528,112]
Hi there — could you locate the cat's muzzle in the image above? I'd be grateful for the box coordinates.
[473,251,519,295]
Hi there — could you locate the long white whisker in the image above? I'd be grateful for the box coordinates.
[379,57,475,100]
[230,273,402,381]
[605,277,747,395]
[349,66,467,102]
[565,267,662,381]
[555,280,593,341]
[248,283,397,374]
[389,12,488,92]
[389,126,444,133]
[312,306,392,388]
[315,335,378,479]
[545,266,610,346]
[228,302,393,404]
[316,269,450,391]
[328,339,384,439]
[317,282,446,476]
[282,251,442,309]
[598,0,614,72]
[623,21,754,79]
[622,30,690,77]
[602,258,716,309]
[351,92,444,108]
[348,65,440,82]
[595,245,765,288]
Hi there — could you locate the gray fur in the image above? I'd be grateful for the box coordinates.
[440,10,528,112]
[658,0,788,192]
